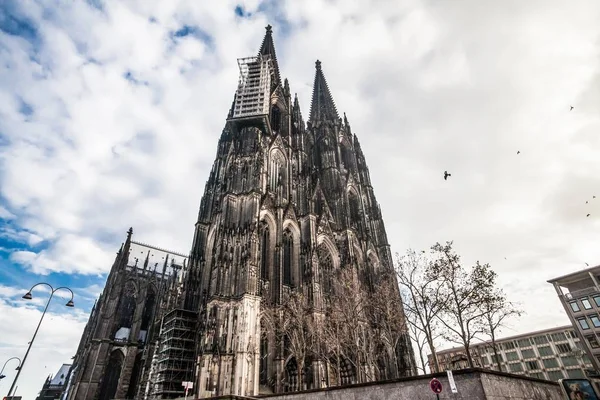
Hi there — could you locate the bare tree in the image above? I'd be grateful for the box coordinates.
[395,249,445,372]
[482,291,524,371]
[325,266,373,384]
[261,289,315,390]
[368,270,412,379]
[429,241,498,368]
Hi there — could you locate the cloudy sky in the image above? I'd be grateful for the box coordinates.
[1,0,600,397]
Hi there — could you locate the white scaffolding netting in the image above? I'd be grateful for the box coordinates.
[232,55,273,118]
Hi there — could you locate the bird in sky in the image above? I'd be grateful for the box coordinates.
[586,263,590,267]
[444,171,451,180]
[587,214,591,217]
[570,106,574,111]
[586,201,589,204]
[517,151,520,154]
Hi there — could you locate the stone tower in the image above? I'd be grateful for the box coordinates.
[66,229,187,400]
[184,26,415,398]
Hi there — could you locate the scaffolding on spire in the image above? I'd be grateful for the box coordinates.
[232,55,274,119]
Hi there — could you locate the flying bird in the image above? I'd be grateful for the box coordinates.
[517,151,520,155]
[444,171,451,180]
[586,263,590,267]
[587,214,591,217]
[570,106,574,111]
[586,201,589,204]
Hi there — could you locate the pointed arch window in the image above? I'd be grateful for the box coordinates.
[348,192,361,229]
[341,143,355,170]
[283,230,293,286]
[317,243,334,295]
[114,281,137,341]
[127,352,144,398]
[271,105,281,133]
[260,224,270,280]
[98,350,124,400]
[139,287,156,343]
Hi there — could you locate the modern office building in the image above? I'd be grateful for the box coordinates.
[549,265,600,373]
[430,325,593,381]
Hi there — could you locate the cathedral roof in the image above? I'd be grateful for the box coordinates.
[258,25,281,86]
[309,60,339,123]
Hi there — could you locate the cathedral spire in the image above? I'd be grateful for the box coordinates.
[258,24,281,86]
[309,60,339,123]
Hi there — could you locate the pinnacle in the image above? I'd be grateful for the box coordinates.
[258,25,281,85]
[309,60,339,123]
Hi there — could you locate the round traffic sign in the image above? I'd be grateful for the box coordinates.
[430,378,443,394]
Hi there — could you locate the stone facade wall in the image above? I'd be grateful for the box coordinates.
[203,369,562,400]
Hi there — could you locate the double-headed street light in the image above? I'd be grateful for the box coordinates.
[0,357,21,382]
[6,283,74,398]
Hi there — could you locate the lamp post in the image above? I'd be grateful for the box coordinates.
[6,283,74,398]
[0,357,21,383]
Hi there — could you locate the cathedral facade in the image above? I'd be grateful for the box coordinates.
[66,25,415,400]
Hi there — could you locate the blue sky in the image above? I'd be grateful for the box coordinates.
[1,0,600,398]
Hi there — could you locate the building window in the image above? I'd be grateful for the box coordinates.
[503,341,515,350]
[543,358,559,368]
[533,372,546,379]
[521,349,535,359]
[548,370,565,381]
[587,335,600,349]
[590,315,600,328]
[570,301,581,312]
[566,369,586,379]
[556,343,573,354]
[538,346,554,357]
[526,361,539,370]
[551,332,567,342]
[593,296,600,307]
[582,298,593,310]
[561,356,578,367]
[509,363,523,373]
[506,351,519,361]
[517,339,532,348]
[578,318,591,330]
[533,335,548,345]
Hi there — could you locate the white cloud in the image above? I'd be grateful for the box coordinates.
[0,0,599,392]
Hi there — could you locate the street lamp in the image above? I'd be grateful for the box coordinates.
[0,357,21,382]
[6,283,74,398]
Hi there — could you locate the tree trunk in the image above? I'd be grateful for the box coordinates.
[417,340,427,374]
[464,343,474,368]
[426,336,440,372]
[491,331,501,371]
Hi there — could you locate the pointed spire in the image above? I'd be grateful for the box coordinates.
[293,93,304,126]
[143,250,150,271]
[121,227,133,268]
[309,60,339,123]
[258,25,281,86]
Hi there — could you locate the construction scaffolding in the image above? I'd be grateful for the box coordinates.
[150,309,197,399]
[232,55,274,119]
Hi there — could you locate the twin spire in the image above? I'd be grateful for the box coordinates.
[256,26,339,124]
[258,25,281,87]
[308,60,339,123]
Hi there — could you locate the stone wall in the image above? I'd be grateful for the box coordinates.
[207,368,563,400]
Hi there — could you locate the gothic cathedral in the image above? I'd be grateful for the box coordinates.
[66,26,415,400]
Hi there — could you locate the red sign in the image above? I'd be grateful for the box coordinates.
[430,378,443,394]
